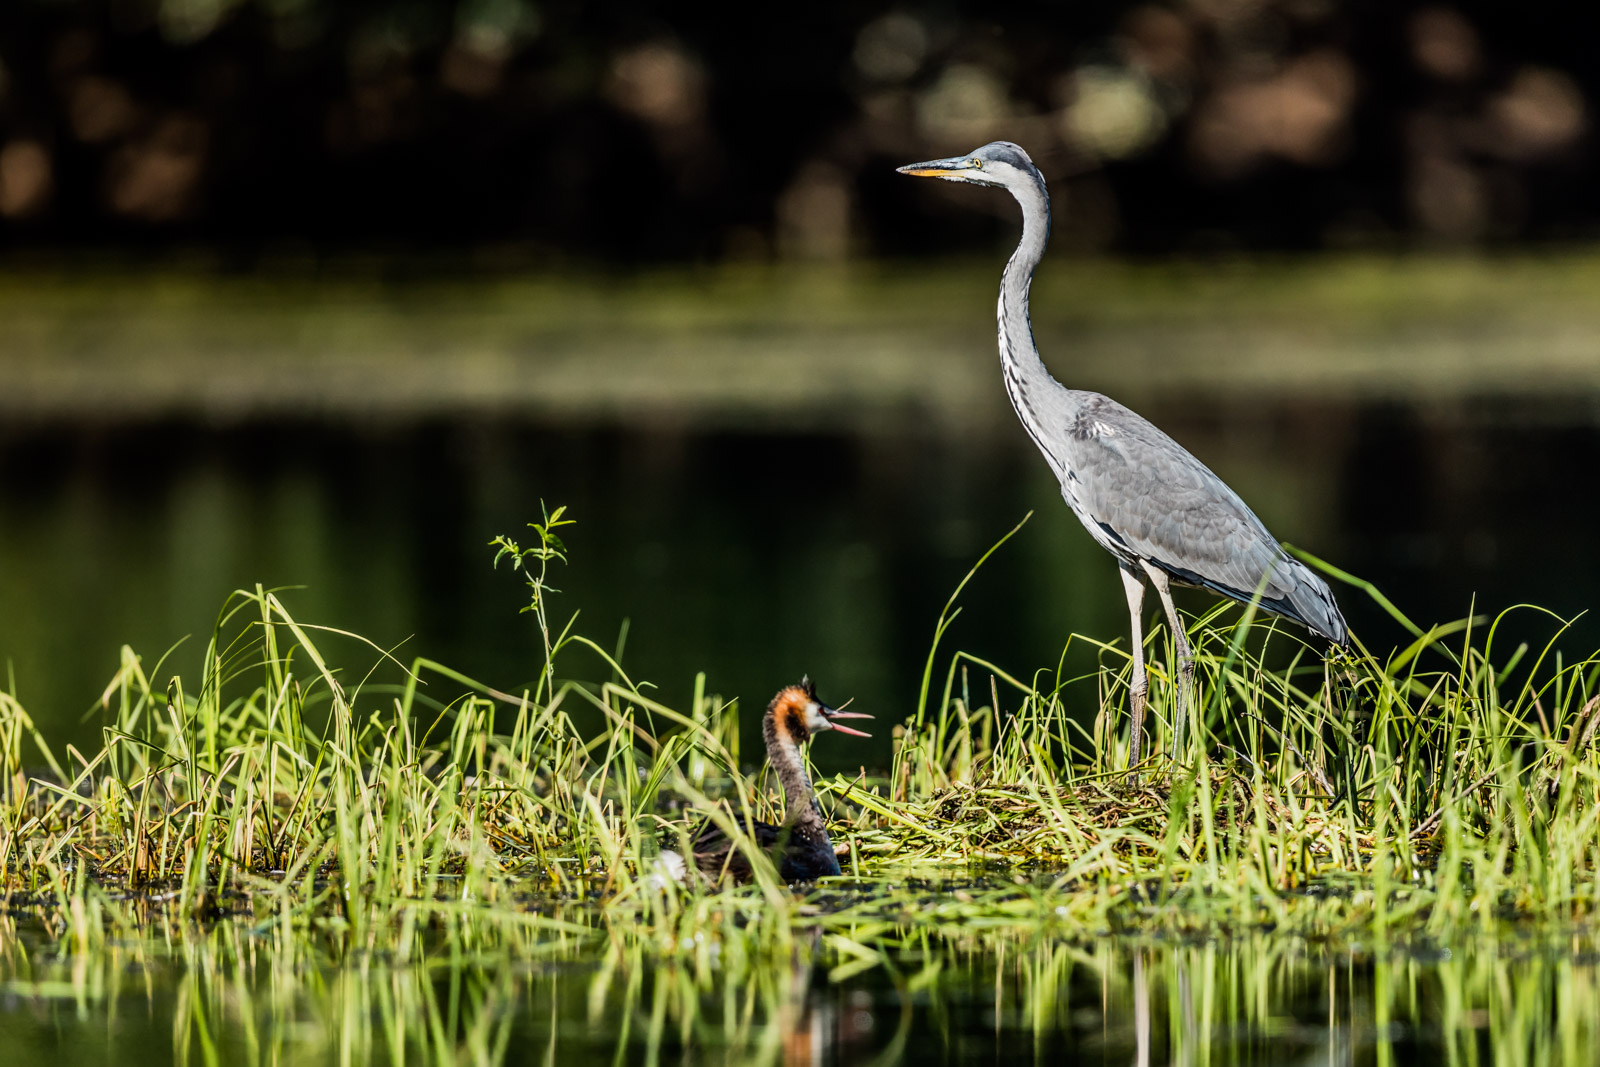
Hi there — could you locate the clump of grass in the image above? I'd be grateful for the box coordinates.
[0,505,1596,975]
[853,537,1600,940]
[3,508,1600,1062]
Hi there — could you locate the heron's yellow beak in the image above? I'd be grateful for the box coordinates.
[896,155,979,179]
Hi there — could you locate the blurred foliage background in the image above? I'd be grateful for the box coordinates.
[0,0,1594,260]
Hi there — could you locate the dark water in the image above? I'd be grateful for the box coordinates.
[2,394,1598,766]
[0,913,1589,1066]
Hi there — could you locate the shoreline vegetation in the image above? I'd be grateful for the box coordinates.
[4,253,1600,423]
[2,510,1598,1060]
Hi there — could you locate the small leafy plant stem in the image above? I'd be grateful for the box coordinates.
[491,503,576,704]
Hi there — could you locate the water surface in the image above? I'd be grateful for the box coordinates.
[0,908,1589,1065]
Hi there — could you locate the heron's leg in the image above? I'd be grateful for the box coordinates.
[1141,561,1193,762]
[1119,565,1148,770]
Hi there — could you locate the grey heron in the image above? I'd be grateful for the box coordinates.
[897,141,1349,768]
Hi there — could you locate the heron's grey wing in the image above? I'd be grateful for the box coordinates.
[1062,396,1347,643]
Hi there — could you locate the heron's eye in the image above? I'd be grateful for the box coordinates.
[970,157,983,168]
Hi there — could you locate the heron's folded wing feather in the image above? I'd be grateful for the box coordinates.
[1065,398,1315,609]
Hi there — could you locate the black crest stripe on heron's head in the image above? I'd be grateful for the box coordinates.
[986,141,1031,168]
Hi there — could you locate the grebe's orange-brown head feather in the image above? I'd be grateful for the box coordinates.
[765,676,872,743]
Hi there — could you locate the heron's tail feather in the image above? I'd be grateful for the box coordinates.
[1275,567,1350,647]
[1163,558,1349,647]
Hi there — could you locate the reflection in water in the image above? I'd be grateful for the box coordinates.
[1135,950,1151,1066]
[0,910,1595,1064]
[2,398,1598,765]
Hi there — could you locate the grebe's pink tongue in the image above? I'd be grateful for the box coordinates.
[824,710,873,738]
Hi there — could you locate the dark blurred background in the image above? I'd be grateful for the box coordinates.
[1,0,1596,256]
[1,1,1598,762]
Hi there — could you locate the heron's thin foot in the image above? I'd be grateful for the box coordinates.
[1168,658,1195,763]
[1129,683,1148,775]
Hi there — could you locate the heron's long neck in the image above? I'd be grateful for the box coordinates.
[763,717,822,828]
[996,178,1065,465]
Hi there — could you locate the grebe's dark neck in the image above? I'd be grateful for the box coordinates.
[762,713,822,828]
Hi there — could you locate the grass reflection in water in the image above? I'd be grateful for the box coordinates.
[0,911,1592,1064]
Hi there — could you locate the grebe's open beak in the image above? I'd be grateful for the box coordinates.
[821,707,873,738]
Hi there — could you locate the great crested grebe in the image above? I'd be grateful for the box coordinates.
[662,678,870,885]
